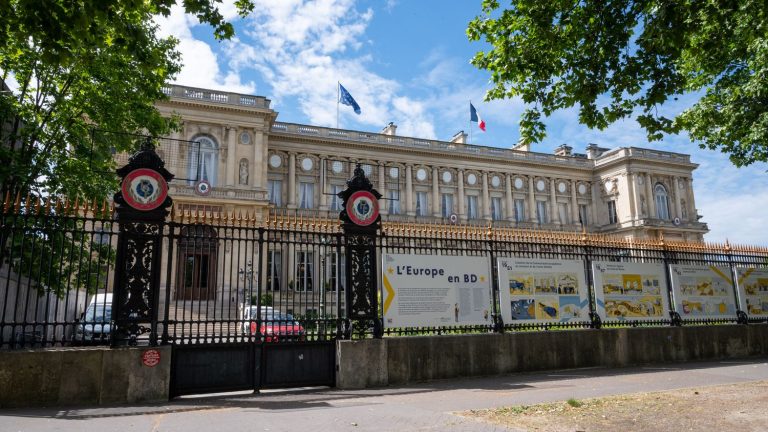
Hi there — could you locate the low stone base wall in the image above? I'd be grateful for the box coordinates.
[337,325,768,388]
[0,346,171,408]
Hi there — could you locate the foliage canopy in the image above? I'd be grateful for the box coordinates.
[468,0,768,167]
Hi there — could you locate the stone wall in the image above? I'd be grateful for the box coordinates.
[337,325,768,388]
[0,346,170,408]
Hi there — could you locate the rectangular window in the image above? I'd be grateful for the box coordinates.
[267,250,281,291]
[330,185,344,211]
[415,192,428,216]
[536,201,548,224]
[579,204,589,226]
[299,182,314,209]
[608,201,618,224]
[295,251,314,291]
[491,197,503,220]
[467,195,478,219]
[558,202,569,225]
[327,252,345,291]
[514,199,526,223]
[441,193,454,218]
[388,190,400,214]
[268,180,282,206]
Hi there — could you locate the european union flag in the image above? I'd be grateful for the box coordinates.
[339,83,361,115]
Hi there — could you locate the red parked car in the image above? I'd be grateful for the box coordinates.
[244,307,305,342]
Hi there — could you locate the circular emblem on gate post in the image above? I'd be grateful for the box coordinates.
[121,168,168,211]
[142,349,161,367]
[346,190,379,226]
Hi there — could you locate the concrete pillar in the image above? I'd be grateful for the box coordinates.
[288,153,297,208]
[550,178,559,225]
[528,177,537,222]
[482,173,490,220]
[226,126,237,186]
[458,170,465,221]
[432,166,440,217]
[405,165,414,216]
[505,174,514,222]
[379,164,387,216]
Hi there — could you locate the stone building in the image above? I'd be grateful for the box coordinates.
[146,84,708,310]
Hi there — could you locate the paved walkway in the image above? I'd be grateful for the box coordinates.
[1,358,766,432]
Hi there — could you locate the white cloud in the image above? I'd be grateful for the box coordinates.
[154,6,255,93]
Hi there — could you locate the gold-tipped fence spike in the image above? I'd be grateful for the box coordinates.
[34,195,42,215]
[44,197,53,215]
[13,192,22,213]
[2,191,10,213]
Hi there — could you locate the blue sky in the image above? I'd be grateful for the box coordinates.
[156,0,768,245]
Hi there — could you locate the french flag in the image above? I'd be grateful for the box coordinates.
[470,102,486,132]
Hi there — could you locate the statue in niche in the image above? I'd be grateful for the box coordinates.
[681,200,687,219]
[640,195,647,216]
[239,159,249,185]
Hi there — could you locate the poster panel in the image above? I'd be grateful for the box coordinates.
[381,254,492,328]
[735,267,768,318]
[592,261,670,321]
[669,265,738,320]
[497,258,590,324]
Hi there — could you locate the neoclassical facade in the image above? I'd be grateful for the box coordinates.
[154,84,708,243]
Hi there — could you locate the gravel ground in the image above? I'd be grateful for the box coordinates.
[460,380,768,432]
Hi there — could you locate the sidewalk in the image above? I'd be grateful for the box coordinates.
[1,358,766,432]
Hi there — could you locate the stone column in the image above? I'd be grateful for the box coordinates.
[288,153,297,208]
[570,181,579,225]
[644,173,655,218]
[319,159,329,211]
[482,172,490,220]
[627,173,639,220]
[458,170,466,221]
[505,174,514,222]
[674,177,683,219]
[253,131,266,190]
[687,178,697,220]
[528,177,537,222]
[378,164,387,216]
[550,178,559,225]
[405,165,414,216]
[432,166,440,217]
[226,126,237,186]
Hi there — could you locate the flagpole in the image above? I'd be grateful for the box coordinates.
[336,82,340,129]
[469,100,472,144]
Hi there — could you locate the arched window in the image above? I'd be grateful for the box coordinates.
[654,183,670,220]
[188,136,218,186]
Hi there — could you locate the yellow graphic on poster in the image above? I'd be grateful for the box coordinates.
[669,265,737,319]
[592,261,669,321]
[735,267,768,317]
[497,258,589,324]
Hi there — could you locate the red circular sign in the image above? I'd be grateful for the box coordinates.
[346,190,379,226]
[121,168,168,211]
[142,349,161,367]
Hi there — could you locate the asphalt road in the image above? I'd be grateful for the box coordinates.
[1,358,767,432]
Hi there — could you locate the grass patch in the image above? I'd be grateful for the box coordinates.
[566,398,582,408]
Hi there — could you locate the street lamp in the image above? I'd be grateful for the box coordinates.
[238,260,255,305]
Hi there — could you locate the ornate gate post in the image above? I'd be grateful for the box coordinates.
[339,164,382,338]
[112,138,173,346]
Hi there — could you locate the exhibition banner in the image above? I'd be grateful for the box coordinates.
[497,258,590,324]
[381,254,492,328]
[669,265,738,320]
[592,261,670,321]
[735,267,768,317]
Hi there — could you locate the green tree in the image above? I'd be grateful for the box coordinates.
[0,0,256,200]
[468,1,768,167]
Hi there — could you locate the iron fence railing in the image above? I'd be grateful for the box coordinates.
[1,199,767,349]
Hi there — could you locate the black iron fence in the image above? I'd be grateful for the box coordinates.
[1,197,767,350]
